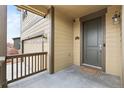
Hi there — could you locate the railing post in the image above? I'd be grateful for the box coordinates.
[0,57,7,88]
[0,5,7,88]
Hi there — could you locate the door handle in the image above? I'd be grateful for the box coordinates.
[99,44,102,50]
[99,44,102,55]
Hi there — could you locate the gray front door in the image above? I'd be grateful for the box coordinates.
[84,17,103,67]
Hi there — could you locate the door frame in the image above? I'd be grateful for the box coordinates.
[79,8,107,71]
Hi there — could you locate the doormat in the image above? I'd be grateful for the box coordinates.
[80,66,102,77]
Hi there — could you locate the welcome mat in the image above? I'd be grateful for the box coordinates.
[80,66,102,77]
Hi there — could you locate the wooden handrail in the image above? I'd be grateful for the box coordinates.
[6,52,47,58]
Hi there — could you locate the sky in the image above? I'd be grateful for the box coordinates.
[7,5,20,43]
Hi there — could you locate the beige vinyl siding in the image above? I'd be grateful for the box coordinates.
[73,18,80,66]
[22,12,36,30]
[23,37,48,53]
[106,6,122,76]
[73,5,122,77]
[21,12,50,40]
[21,11,50,53]
[54,9,73,72]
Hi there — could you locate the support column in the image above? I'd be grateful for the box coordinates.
[49,6,54,74]
[122,5,124,88]
[0,5,7,88]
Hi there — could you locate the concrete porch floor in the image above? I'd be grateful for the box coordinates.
[8,65,121,88]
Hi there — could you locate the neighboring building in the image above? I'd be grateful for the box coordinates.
[7,37,20,56]
[20,10,49,54]
[13,37,20,50]
[7,42,18,56]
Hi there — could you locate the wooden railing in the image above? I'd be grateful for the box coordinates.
[6,52,47,83]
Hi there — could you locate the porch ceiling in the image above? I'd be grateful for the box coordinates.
[53,5,108,19]
[17,5,108,19]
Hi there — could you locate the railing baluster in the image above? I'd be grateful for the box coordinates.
[32,56,33,73]
[16,57,18,79]
[21,57,22,77]
[38,54,39,71]
[43,54,44,70]
[45,54,47,69]
[35,55,36,72]
[11,58,13,80]
[28,56,30,74]
[25,56,26,76]
[40,54,41,71]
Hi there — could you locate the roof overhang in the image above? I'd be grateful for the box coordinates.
[16,5,48,17]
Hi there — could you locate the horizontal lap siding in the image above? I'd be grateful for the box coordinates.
[21,11,50,54]
[23,37,48,53]
[21,12,50,40]
[106,6,122,76]
[54,9,73,72]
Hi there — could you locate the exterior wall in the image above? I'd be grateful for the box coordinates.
[73,18,80,66]
[0,5,7,56]
[73,5,122,77]
[106,6,122,76]
[21,11,49,40]
[21,11,50,54]
[24,37,48,53]
[54,9,73,72]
